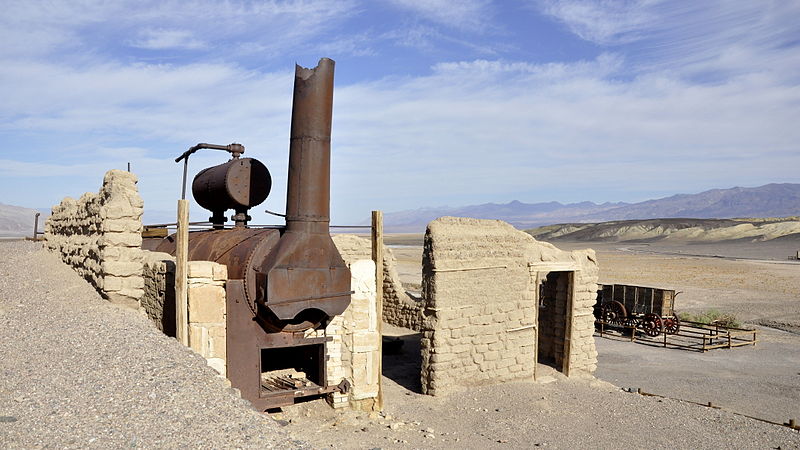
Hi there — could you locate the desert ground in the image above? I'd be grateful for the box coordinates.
[2,236,799,448]
[273,233,800,448]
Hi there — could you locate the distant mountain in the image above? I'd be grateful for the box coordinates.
[383,183,800,232]
[0,203,48,237]
[526,217,800,243]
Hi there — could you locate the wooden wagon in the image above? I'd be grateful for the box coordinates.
[595,284,681,336]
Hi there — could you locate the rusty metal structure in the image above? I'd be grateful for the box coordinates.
[156,58,351,410]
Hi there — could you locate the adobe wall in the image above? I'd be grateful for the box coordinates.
[44,170,144,308]
[420,216,599,396]
[141,251,175,335]
[333,234,423,331]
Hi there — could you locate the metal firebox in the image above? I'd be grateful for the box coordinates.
[156,58,351,410]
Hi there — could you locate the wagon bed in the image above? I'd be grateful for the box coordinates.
[594,283,757,351]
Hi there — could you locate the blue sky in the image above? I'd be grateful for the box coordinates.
[1,0,799,225]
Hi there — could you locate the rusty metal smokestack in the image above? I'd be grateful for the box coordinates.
[286,57,334,233]
[250,57,350,327]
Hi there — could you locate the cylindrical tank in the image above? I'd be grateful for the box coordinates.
[192,157,271,213]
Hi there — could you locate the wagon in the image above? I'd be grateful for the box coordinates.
[595,284,681,336]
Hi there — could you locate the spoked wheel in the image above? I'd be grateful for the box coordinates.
[625,316,641,329]
[663,315,680,335]
[601,301,627,326]
[641,313,663,337]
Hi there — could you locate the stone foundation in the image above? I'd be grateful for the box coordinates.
[420,216,599,396]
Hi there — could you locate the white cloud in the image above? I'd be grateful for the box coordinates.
[130,29,208,50]
[0,0,359,60]
[315,34,376,57]
[537,1,800,78]
[2,52,798,221]
[386,0,493,31]
[1,1,798,223]
[538,0,656,45]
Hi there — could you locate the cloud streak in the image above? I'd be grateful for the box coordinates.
[0,1,798,225]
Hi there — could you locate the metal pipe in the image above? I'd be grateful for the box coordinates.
[285,58,334,232]
[175,142,245,200]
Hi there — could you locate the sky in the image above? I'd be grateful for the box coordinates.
[1,0,799,225]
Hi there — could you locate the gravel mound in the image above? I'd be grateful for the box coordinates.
[0,241,304,449]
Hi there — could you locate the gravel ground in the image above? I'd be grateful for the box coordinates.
[0,241,304,449]
[3,238,799,449]
[279,342,800,449]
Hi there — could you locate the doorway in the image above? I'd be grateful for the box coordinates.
[536,271,574,376]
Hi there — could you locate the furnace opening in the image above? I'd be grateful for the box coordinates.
[260,344,325,396]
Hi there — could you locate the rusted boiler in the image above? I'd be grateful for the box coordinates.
[156,58,351,410]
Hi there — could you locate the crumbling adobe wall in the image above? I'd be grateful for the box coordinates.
[44,170,144,308]
[333,234,423,331]
[141,251,176,335]
[420,216,598,396]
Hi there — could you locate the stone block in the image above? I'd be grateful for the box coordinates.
[103,276,123,291]
[208,325,226,359]
[188,261,215,279]
[102,219,142,233]
[212,263,228,281]
[101,232,142,247]
[102,261,142,277]
[188,284,226,323]
[189,324,209,356]
[207,358,226,377]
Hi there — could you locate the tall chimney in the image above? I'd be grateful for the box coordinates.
[285,57,334,233]
[254,57,351,326]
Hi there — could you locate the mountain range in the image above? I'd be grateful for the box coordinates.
[382,183,800,232]
[0,203,48,237]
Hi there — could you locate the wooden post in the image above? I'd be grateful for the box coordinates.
[175,199,190,346]
[533,272,540,382]
[561,272,574,377]
[32,212,40,241]
[371,210,384,410]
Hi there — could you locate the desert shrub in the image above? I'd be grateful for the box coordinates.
[678,309,741,328]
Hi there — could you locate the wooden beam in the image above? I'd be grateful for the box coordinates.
[175,199,189,346]
[371,210,384,411]
[561,271,575,377]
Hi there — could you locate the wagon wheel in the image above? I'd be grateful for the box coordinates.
[641,313,663,337]
[663,315,680,335]
[601,301,627,326]
[625,316,640,329]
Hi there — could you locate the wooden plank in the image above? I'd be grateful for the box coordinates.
[175,199,189,346]
[528,261,580,271]
[371,210,384,411]
[142,227,168,238]
[561,272,575,377]
[533,272,540,381]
